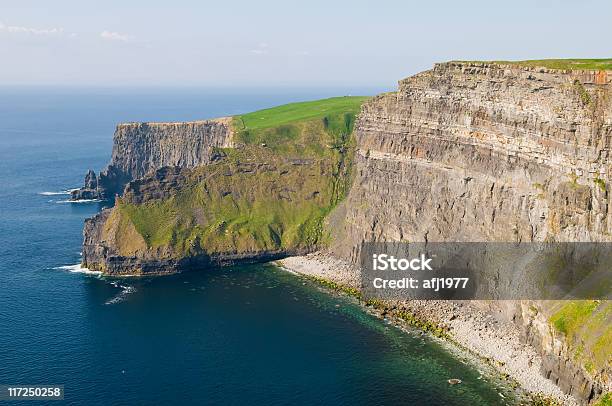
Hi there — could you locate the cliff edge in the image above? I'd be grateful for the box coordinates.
[71,117,234,200]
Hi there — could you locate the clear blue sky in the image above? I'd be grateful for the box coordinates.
[1,0,610,87]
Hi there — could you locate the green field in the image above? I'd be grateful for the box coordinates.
[234,96,368,131]
[455,58,612,71]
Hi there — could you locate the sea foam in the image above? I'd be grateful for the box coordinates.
[39,188,79,196]
[105,282,136,305]
[53,264,102,276]
[39,191,69,196]
[56,199,101,204]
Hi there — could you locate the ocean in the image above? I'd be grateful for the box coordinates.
[0,87,514,405]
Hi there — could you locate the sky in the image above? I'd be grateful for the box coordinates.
[1,0,611,88]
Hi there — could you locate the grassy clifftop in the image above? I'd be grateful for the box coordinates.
[107,96,367,260]
[236,96,368,131]
[233,96,368,157]
[454,58,612,71]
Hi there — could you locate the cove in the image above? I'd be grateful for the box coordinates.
[0,87,516,406]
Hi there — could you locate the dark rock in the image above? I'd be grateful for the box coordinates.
[84,170,98,189]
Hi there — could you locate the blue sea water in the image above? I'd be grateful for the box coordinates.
[0,87,514,405]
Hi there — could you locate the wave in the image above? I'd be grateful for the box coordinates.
[53,264,135,304]
[105,282,136,305]
[40,191,68,196]
[56,199,101,204]
[53,263,102,276]
[39,188,79,196]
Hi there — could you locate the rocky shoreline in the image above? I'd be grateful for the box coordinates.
[277,252,579,405]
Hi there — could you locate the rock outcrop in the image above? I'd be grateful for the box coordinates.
[71,117,233,200]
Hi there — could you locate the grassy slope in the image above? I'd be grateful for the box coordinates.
[549,300,611,375]
[112,96,367,258]
[455,58,612,71]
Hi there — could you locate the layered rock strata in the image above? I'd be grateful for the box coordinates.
[326,62,611,403]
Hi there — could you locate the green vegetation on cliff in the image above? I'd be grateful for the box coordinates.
[593,392,611,406]
[110,96,367,258]
[455,58,612,71]
[549,300,611,374]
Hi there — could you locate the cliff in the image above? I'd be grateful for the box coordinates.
[325,61,611,403]
[81,97,366,274]
[78,62,612,403]
[331,61,611,259]
[71,117,233,200]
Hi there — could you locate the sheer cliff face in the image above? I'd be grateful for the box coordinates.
[109,118,233,181]
[330,62,612,263]
[326,62,611,402]
[72,118,233,199]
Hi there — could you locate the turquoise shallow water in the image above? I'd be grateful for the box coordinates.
[0,87,513,405]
